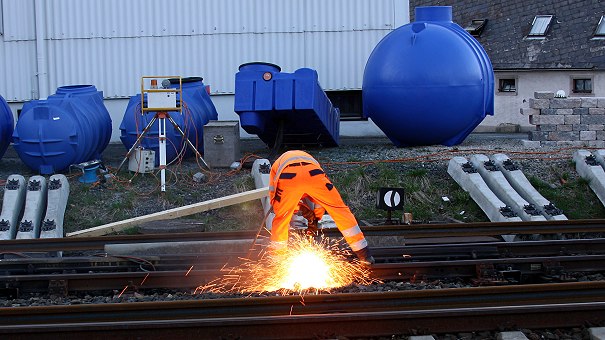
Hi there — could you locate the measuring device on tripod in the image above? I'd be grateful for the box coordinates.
[116,76,211,192]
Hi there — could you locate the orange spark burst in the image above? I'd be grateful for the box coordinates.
[196,234,378,296]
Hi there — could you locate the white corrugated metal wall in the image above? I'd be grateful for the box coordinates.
[1,0,408,101]
[0,0,409,140]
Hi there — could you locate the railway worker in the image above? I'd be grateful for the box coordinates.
[268,150,375,266]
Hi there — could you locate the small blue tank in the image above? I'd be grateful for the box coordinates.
[119,77,219,166]
[234,62,340,147]
[0,95,14,160]
[363,6,494,147]
[12,85,112,174]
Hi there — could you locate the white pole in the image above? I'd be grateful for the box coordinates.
[34,0,49,99]
[159,115,167,192]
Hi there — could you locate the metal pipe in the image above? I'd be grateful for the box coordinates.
[34,0,49,99]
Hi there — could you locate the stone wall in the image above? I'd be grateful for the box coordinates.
[522,92,605,148]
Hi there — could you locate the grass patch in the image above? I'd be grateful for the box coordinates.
[331,163,487,224]
[528,175,605,219]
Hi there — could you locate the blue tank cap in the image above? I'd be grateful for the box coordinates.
[238,62,281,73]
[55,84,97,95]
[415,6,452,22]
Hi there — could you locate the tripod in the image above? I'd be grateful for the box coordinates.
[116,110,211,191]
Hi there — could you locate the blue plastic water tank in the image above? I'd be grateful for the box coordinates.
[12,85,112,174]
[234,62,340,147]
[0,95,14,160]
[363,6,494,147]
[119,77,219,166]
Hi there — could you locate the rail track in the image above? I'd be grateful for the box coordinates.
[1,219,604,338]
[1,218,604,253]
[0,284,604,339]
[1,240,605,294]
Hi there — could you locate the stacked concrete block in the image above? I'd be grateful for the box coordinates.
[447,156,522,223]
[40,174,70,239]
[490,154,567,220]
[0,175,27,240]
[469,154,546,222]
[575,149,605,207]
[16,176,48,239]
[524,92,605,148]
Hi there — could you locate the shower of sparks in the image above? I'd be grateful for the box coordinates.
[196,234,378,296]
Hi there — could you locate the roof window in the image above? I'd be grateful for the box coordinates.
[595,16,605,37]
[528,15,553,37]
[464,19,488,37]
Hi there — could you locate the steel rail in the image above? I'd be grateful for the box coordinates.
[371,254,605,281]
[0,230,259,252]
[5,238,605,270]
[0,289,603,339]
[1,219,604,253]
[1,254,604,293]
[1,282,604,324]
[354,218,605,238]
[376,238,605,260]
[3,238,605,276]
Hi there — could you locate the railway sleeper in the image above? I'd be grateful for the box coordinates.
[0,282,19,299]
[474,261,584,286]
[48,279,68,296]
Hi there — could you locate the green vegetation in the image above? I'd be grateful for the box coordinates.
[57,151,605,234]
[330,162,486,224]
[528,175,605,219]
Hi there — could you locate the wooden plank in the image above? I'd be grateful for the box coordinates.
[66,187,269,237]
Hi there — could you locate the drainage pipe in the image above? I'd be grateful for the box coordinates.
[34,0,49,99]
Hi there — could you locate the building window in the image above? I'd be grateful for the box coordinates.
[498,78,517,93]
[572,78,592,94]
[527,15,553,37]
[325,90,365,121]
[595,16,605,38]
[464,19,488,37]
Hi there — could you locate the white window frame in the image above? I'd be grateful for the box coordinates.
[496,76,518,96]
[594,15,605,38]
[527,15,553,38]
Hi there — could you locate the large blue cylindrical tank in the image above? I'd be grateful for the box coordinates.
[12,85,112,174]
[0,95,14,160]
[119,77,219,166]
[363,6,494,147]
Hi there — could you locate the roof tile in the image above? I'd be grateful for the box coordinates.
[409,0,605,70]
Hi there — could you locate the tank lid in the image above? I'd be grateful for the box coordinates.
[168,77,203,84]
[415,6,452,22]
[56,85,97,95]
[238,62,281,73]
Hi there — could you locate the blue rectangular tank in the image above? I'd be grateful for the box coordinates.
[235,62,339,147]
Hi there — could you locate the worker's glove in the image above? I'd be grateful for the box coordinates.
[299,203,319,236]
[353,247,375,267]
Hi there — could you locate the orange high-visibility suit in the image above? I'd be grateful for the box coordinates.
[268,150,371,260]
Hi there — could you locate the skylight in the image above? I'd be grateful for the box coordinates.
[596,16,605,37]
[528,15,553,37]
